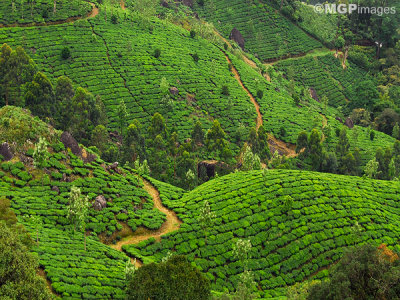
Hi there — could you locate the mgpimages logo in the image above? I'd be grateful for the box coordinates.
[314,3,396,16]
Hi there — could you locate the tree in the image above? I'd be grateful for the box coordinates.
[334,36,345,57]
[90,125,108,155]
[148,112,167,139]
[191,120,204,145]
[281,195,294,214]
[392,123,400,140]
[61,47,71,59]
[134,158,150,176]
[205,120,228,155]
[308,244,400,300]
[54,75,74,128]
[24,71,54,118]
[0,44,36,106]
[116,99,128,136]
[126,255,210,300]
[0,222,52,300]
[67,186,90,250]
[132,0,157,29]
[364,158,379,179]
[242,145,261,171]
[125,258,137,282]
[26,215,42,244]
[198,200,215,244]
[296,131,308,154]
[33,137,49,186]
[232,239,252,271]
[308,129,323,170]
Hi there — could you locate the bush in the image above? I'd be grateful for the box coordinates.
[222,85,230,96]
[224,43,228,50]
[154,48,161,58]
[193,53,199,62]
[257,90,263,99]
[41,9,49,19]
[61,47,71,60]
[370,130,375,141]
[190,29,196,38]
[111,15,118,24]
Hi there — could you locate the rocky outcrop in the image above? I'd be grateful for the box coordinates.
[0,142,13,161]
[60,132,81,156]
[93,195,107,211]
[229,28,245,50]
[169,87,179,96]
[345,117,354,129]
[310,88,319,102]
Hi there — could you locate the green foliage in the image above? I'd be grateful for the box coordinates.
[33,137,49,170]
[126,255,211,300]
[308,244,400,300]
[61,46,71,60]
[0,222,52,300]
[124,170,400,298]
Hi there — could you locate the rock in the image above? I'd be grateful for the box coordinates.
[160,0,169,7]
[275,87,280,92]
[169,87,179,95]
[309,88,319,102]
[62,173,67,182]
[93,195,107,211]
[345,117,354,129]
[60,132,82,157]
[229,28,245,50]
[0,142,13,161]
[182,0,193,7]
[107,162,120,173]
[51,186,60,194]
[335,117,343,123]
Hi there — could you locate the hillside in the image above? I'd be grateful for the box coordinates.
[123,169,400,298]
[0,106,182,298]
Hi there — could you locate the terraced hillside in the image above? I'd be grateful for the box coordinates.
[190,0,323,61]
[0,106,178,298]
[0,0,92,25]
[123,169,400,298]
[0,7,257,139]
[274,53,372,108]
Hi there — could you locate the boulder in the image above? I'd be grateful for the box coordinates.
[51,186,60,194]
[182,0,193,7]
[229,28,245,50]
[60,132,82,157]
[160,0,169,8]
[93,195,107,211]
[0,142,13,161]
[345,117,354,129]
[169,87,179,95]
[309,88,319,102]
[335,117,343,123]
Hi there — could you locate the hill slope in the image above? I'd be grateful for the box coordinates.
[123,169,400,298]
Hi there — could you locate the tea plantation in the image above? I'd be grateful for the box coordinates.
[0,0,92,25]
[0,8,258,139]
[190,0,322,61]
[274,53,372,108]
[123,169,400,298]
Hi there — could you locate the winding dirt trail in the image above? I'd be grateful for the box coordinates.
[0,2,98,28]
[110,178,182,266]
[223,53,263,130]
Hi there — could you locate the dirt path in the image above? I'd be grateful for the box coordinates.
[110,178,181,265]
[223,53,263,130]
[0,2,98,28]
[120,0,126,10]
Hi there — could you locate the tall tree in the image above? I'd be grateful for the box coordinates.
[116,99,128,136]
[198,200,215,244]
[67,186,90,250]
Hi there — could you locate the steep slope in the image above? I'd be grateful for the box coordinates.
[0,106,183,298]
[0,0,92,26]
[189,0,323,61]
[123,169,400,298]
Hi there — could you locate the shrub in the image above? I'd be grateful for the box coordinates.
[280,126,287,137]
[41,9,49,19]
[370,130,375,141]
[111,15,118,24]
[222,85,230,96]
[193,53,199,62]
[154,48,161,58]
[257,90,263,99]
[61,47,71,60]
[190,29,196,38]
[224,43,228,50]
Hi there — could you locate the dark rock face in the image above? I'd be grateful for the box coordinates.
[345,117,354,129]
[160,0,169,8]
[0,143,13,161]
[169,87,179,95]
[310,88,319,102]
[93,195,107,211]
[275,87,280,92]
[229,28,245,50]
[51,186,60,194]
[182,0,193,7]
[336,117,343,123]
[60,132,82,156]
